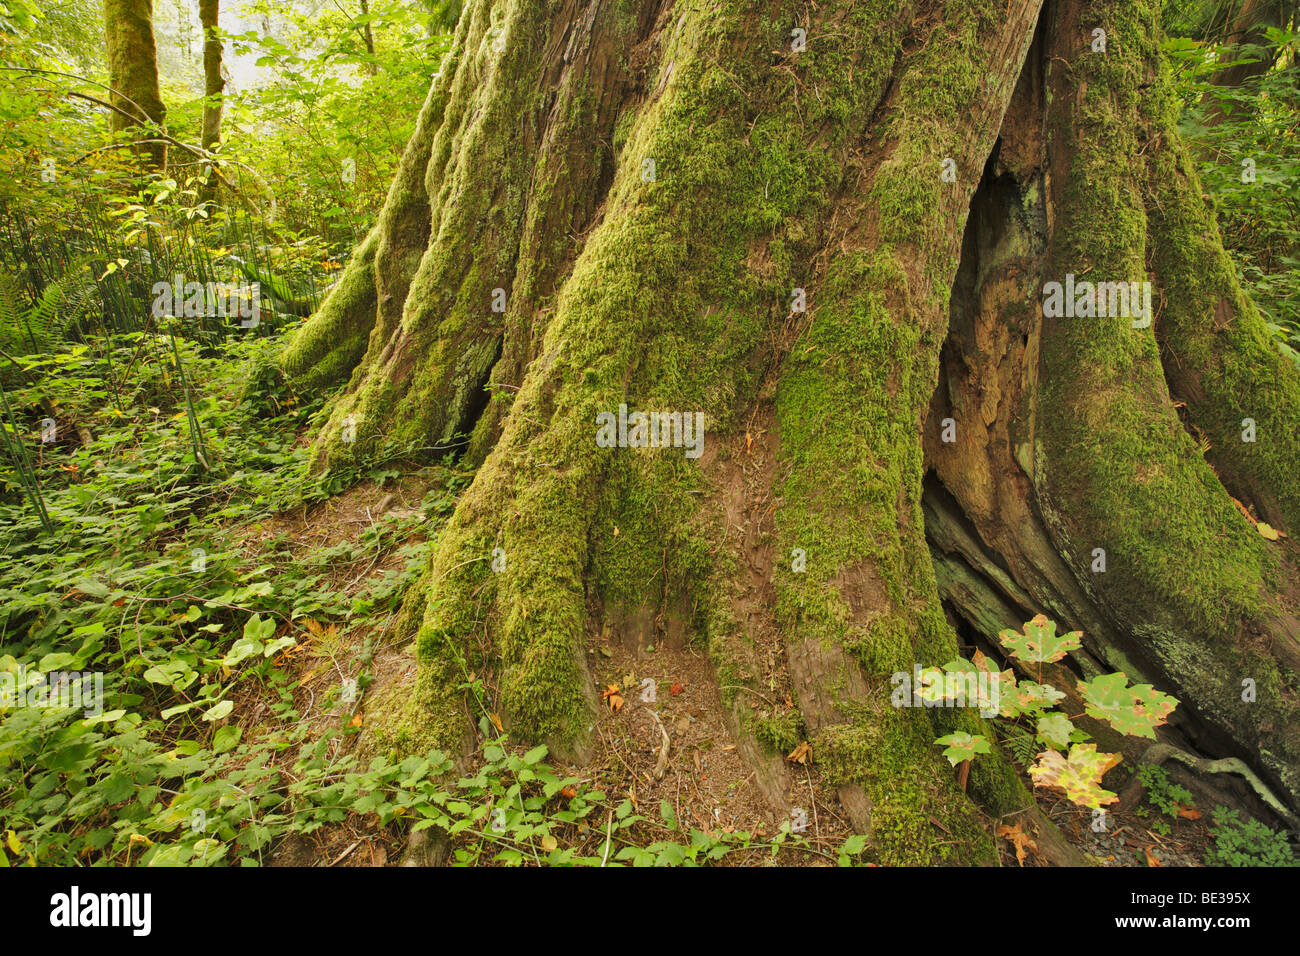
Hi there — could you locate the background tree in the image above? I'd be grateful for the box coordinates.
[198,0,223,154]
[102,0,168,168]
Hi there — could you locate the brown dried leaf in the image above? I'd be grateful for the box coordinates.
[786,741,811,765]
[997,822,1037,867]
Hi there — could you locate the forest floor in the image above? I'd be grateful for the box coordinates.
[231,468,1218,868]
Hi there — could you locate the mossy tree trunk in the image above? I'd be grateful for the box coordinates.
[282,0,1300,863]
[199,0,224,154]
[102,0,167,169]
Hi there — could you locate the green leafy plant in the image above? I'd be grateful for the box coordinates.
[1204,806,1297,867]
[1134,764,1195,835]
[926,615,1180,810]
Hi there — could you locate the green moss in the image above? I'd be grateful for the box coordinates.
[1036,0,1269,633]
[363,656,468,761]
[817,715,996,865]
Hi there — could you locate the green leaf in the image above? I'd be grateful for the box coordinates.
[998,614,1082,664]
[1004,681,1066,717]
[213,725,242,753]
[841,834,868,856]
[202,700,233,722]
[1035,713,1074,750]
[933,732,991,766]
[659,799,677,831]
[263,636,295,658]
[37,652,78,671]
[1078,672,1177,739]
[74,577,109,598]
[221,638,261,667]
[243,613,276,643]
[160,701,201,719]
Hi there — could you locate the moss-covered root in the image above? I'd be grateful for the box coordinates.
[278,229,379,393]
[307,0,657,474]
[1142,117,1300,533]
[1035,0,1300,806]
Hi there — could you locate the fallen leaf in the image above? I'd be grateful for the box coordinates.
[670,682,684,697]
[540,834,558,852]
[349,713,363,727]
[1143,846,1162,868]
[997,822,1037,866]
[1257,522,1281,541]
[560,786,578,799]
[786,741,811,764]
[1029,744,1123,810]
[602,684,624,713]
[1176,805,1202,820]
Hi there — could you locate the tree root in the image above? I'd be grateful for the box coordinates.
[1116,742,1300,831]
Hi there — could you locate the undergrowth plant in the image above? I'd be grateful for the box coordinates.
[930,615,1179,811]
[1204,806,1297,867]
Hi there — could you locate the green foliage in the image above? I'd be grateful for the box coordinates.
[934,731,991,766]
[1204,806,1297,867]
[1078,673,1179,739]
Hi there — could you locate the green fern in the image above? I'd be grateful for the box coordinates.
[996,719,1039,770]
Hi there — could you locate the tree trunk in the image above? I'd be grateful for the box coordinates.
[281,0,1300,864]
[102,0,167,169]
[199,0,224,154]
[359,0,379,75]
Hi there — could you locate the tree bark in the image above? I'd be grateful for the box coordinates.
[102,0,167,169]
[199,0,224,154]
[283,0,1300,863]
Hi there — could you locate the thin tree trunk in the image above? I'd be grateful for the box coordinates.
[359,0,378,75]
[199,0,224,153]
[102,0,167,169]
